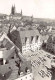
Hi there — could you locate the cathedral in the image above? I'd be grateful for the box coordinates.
[9,5,22,20]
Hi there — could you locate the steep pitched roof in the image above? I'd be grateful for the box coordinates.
[19,29,40,38]
[0,33,14,49]
[0,64,11,75]
[0,33,16,59]
[11,29,40,46]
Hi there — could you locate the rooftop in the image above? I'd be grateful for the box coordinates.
[19,29,40,38]
[0,58,32,80]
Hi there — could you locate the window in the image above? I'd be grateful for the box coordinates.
[11,56,14,59]
[5,60,9,64]
[0,44,4,48]
[0,58,3,65]
[30,75,31,77]
[25,67,28,72]
[36,35,39,42]
[36,36,39,40]
[25,37,27,43]
[31,36,33,42]
[26,77,27,79]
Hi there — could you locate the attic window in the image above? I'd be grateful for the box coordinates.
[0,44,4,48]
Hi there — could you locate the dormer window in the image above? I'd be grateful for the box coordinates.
[25,37,27,43]
[31,36,33,43]
[36,35,39,41]
[0,58,3,65]
[36,36,39,40]
[25,67,28,73]
[0,44,4,48]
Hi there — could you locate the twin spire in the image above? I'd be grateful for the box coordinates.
[11,4,33,20]
[11,4,22,15]
[11,4,15,15]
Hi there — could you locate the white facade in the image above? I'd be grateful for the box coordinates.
[0,50,3,58]
[22,38,30,53]
[22,36,42,53]
[15,73,33,80]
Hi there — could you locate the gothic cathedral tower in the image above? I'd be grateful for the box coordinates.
[11,5,15,15]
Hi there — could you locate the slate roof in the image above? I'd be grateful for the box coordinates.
[1,38,13,49]
[0,33,16,59]
[19,29,40,38]
[0,64,11,75]
[11,29,40,47]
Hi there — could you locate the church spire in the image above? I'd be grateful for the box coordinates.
[11,4,16,15]
[21,9,22,16]
[31,15,33,22]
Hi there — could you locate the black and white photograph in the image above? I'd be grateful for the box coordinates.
[0,0,55,80]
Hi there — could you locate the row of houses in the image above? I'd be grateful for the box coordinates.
[0,32,34,80]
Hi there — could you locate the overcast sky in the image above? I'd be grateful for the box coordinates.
[0,0,55,19]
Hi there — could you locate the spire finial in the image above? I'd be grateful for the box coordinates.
[21,9,22,16]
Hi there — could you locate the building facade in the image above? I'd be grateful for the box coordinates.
[8,5,22,20]
[15,72,33,80]
[10,29,42,54]
[46,35,55,54]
